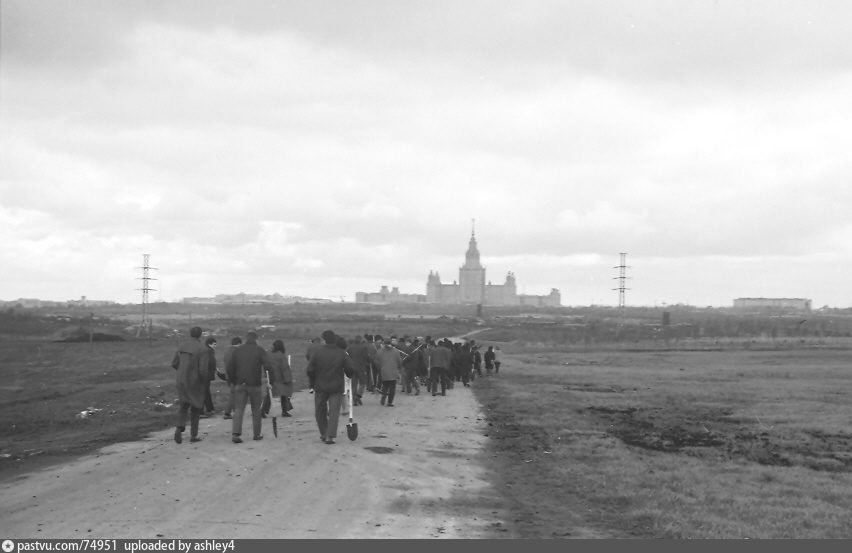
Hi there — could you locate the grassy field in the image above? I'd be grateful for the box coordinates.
[471,341,852,538]
[2,319,851,538]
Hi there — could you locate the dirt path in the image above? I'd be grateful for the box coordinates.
[1,385,511,539]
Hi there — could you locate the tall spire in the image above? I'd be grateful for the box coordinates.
[471,218,475,238]
[463,222,482,269]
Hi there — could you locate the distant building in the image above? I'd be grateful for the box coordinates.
[355,286,427,304]
[357,230,561,307]
[181,293,333,305]
[733,298,812,311]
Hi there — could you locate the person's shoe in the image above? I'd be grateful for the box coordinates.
[232,436,243,444]
[320,435,327,443]
[281,412,292,417]
[174,428,182,444]
[223,413,233,420]
[261,413,267,419]
[324,438,335,444]
[432,393,437,396]
[442,392,446,396]
[253,435,263,441]
[386,403,394,407]
[380,395,386,406]
[415,390,420,396]
[190,436,202,443]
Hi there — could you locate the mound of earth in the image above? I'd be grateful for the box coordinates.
[52,325,126,342]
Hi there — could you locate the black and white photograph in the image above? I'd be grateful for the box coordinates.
[1,0,851,540]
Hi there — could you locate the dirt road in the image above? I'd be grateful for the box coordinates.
[1,385,510,539]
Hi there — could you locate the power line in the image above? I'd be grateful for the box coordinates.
[136,253,158,338]
[612,252,631,308]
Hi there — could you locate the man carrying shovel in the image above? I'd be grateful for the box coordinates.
[306,330,355,445]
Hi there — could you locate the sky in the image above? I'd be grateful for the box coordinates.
[2,0,851,307]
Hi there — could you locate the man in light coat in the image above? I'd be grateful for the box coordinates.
[171,326,211,444]
[375,336,403,406]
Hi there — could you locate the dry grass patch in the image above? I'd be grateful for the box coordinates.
[472,345,852,538]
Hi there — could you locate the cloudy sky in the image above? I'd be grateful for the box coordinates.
[2,0,851,307]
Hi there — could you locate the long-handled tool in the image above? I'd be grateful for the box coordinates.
[266,367,278,438]
[346,376,358,441]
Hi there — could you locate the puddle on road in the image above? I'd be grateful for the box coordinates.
[365,446,394,454]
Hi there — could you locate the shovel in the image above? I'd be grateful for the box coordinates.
[346,376,358,441]
[265,368,278,438]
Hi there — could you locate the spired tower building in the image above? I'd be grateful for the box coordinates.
[458,229,485,304]
[424,223,561,307]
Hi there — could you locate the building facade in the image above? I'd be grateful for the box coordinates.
[733,297,812,311]
[357,231,561,306]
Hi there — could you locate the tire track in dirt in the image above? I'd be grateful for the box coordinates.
[0,386,511,538]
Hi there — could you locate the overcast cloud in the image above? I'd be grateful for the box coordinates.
[2,0,851,307]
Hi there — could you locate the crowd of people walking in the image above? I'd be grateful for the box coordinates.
[171,326,501,445]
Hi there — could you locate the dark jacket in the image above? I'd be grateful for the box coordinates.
[306,343,354,394]
[346,340,375,378]
[268,350,293,397]
[401,344,422,372]
[226,341,273,387]
[427,344,452,369]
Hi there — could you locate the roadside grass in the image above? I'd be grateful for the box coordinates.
[0,336,313,472]
[4,329,852,538]
[472,344,852,538]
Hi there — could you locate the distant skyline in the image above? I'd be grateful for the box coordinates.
[2,1,851,308]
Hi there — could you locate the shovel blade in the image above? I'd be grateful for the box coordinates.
[346,421,358,441]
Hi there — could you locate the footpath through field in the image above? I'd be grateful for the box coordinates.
[0,384,510,539]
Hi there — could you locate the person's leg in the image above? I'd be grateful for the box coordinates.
[224,383,235,418]
[355,373,365,404]
[315,391,329,441]
[386,379,397,406]
[248,385,263,439]
[232,384,248,441]
[261,387,270,417]
[175,402,189,443]
[325,392,344,442]
[202,383,213,414]
[411,369,420,394]
[190,406,202,441]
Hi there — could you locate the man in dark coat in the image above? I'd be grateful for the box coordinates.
[400,337,422,395]
[426,338,452,396]
[202,336,217,416]
[221,336,242,420]
[484,345,496,376]
[226,331,274,443]
[306,330,354,444]
[171,326,211,444]
[346,334,374,406]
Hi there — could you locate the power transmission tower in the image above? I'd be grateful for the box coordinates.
[136,254,158,338]
[612,252,630,308]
